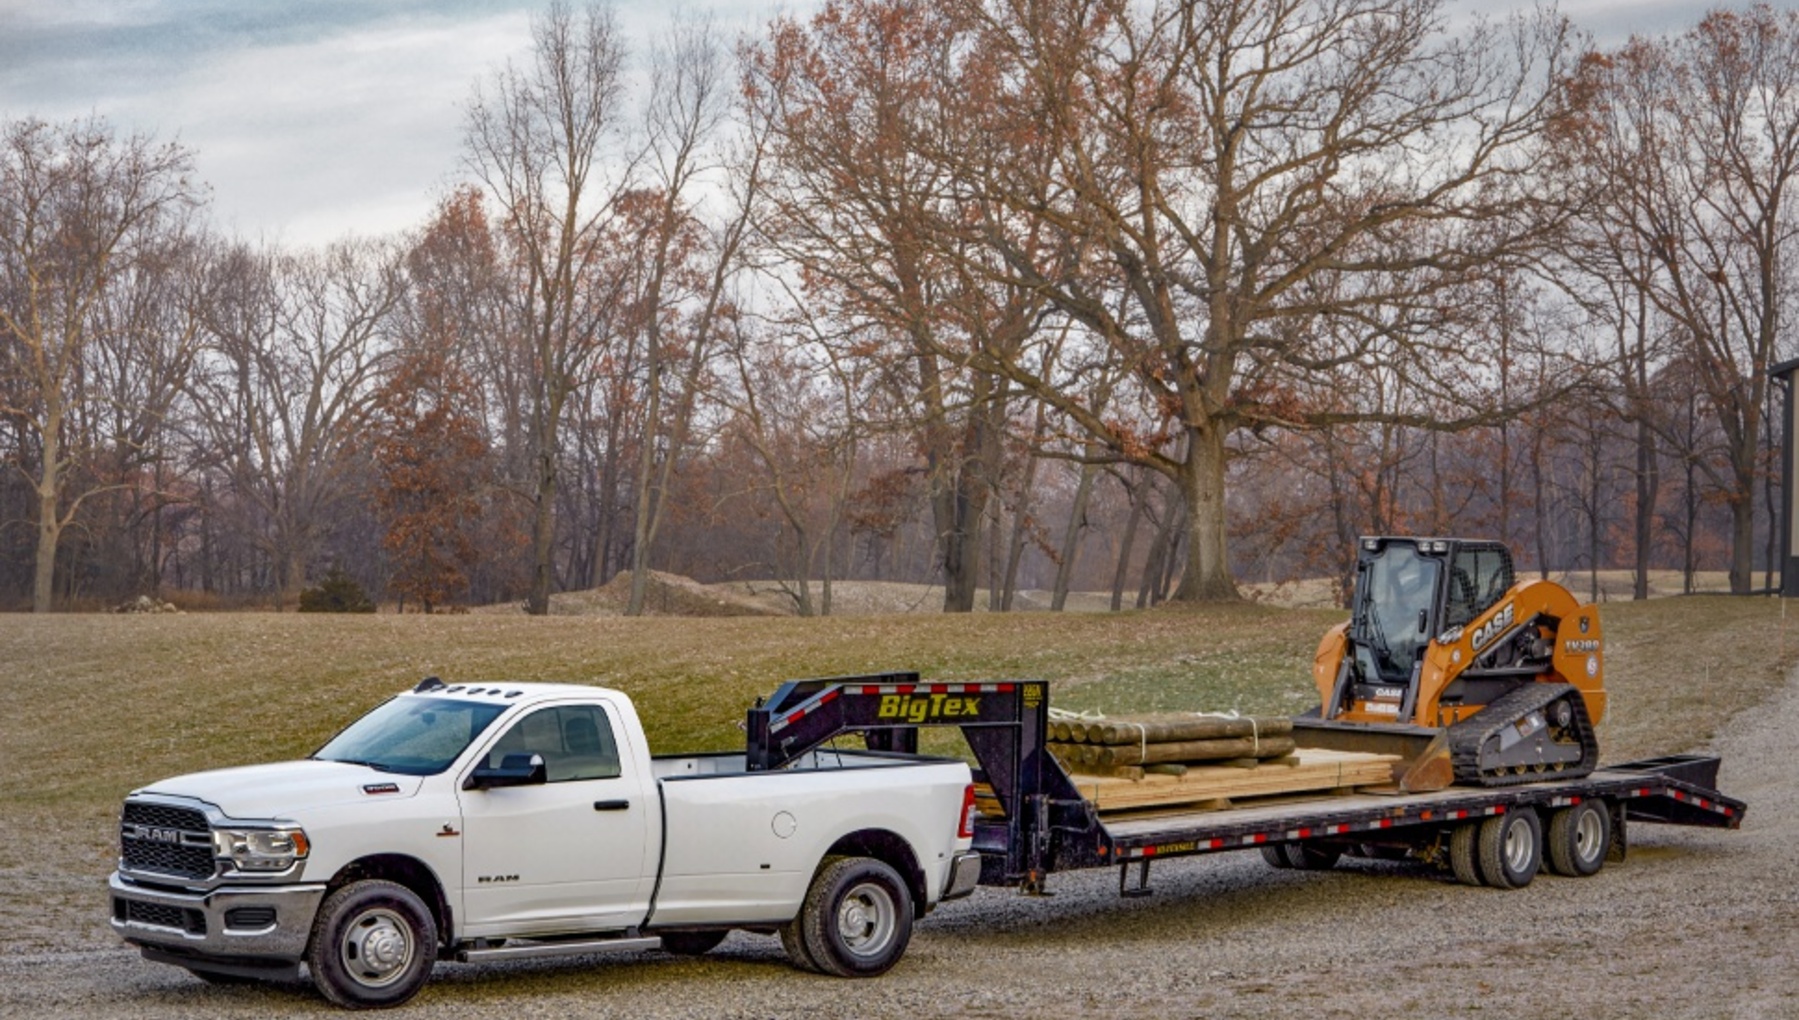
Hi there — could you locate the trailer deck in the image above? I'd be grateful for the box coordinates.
[745,673,1744,893]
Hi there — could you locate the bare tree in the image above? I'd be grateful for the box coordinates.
[915,0,1576,600]
[465,1,634,615]
[625,13,760,615]
[190,241,405,604]
[1560,6,1799,593]
[0,117,203,611]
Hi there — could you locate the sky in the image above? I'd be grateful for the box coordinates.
[0,0,1785,248]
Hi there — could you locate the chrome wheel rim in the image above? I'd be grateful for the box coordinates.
[1575,808,1604,864]
[837,882,897,959]
[339,908,414,988]
[1504,819,1534,874]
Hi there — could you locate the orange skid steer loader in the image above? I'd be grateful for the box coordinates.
[1293,537,1607,792]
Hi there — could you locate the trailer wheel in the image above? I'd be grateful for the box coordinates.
[798,856,913,978]
[1279,842,1342,871]
[1546,800,1610,877]
[1449,823,1482,886]
[1477,807,1542,889]
[305,879,436,1009]
[1260,845,1291,869]
[659,930,729,956]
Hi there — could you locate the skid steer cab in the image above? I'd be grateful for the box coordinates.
[1297,536,1607,789]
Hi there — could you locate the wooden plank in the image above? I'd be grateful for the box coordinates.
[1069,748,1401,813]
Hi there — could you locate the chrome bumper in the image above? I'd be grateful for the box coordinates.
[109,871,326,969]
[940,851,982,901]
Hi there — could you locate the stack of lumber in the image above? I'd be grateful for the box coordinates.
[1066,748,1401,813]
[1048,713,1297,775]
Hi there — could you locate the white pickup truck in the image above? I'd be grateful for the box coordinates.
[108,677,980,1008]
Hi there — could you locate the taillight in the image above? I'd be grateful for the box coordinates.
[958,784,977,839]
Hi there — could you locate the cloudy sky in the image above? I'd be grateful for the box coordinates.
[0,0,1782,247]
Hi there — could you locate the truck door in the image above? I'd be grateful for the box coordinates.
[456,700,657,937]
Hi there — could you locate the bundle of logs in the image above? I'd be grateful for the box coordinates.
[1048,714,1296,778]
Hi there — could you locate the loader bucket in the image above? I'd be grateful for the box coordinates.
[1290,718,1455,793]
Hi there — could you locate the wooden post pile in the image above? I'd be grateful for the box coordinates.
[1048,714,1296,774]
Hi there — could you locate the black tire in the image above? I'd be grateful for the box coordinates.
[1546,799,1611,878]
[1449,823,1482,886]
[780,917,821,972]
[305,879,437,1009]
[659,929,729,956]
[1260,845,1291,869]
[1280,842,1342,871]
[797,857,913,978]
[1477,807,1542,890]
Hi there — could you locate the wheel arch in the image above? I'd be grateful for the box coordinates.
[823,829,926,918]
[325,854,453,950]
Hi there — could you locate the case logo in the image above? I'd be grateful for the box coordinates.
[1471,602,1515,650]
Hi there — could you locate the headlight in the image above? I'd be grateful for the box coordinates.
[214,826,310,872]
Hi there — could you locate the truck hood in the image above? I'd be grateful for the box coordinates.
[139,760,426,820]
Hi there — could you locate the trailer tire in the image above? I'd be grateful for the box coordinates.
[1477,807,1542,890]
[798,856,913,978]
[1280,842,1342,871]
[1546,800,1610,877]
[1260,845,1291,869]
[659,930,729,956]
[1449,823,1483,886]
[306,879,436,1009]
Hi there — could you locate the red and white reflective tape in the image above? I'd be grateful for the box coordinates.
[767,687,842,734]
[848,682,1017,696]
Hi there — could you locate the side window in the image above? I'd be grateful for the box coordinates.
[1445,548,1515,629]
[484,705,621,783]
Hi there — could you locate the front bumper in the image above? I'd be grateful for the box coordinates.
[109,871,326,973]
[940,851,982,901]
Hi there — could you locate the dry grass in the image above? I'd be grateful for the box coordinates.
[1,594,1791,952]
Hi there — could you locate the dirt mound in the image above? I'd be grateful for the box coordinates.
[475,570,783,617]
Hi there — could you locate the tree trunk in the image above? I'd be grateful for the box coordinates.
[1052,460,1100,611]
[1171,425,1239,601]
[33,467,58,614]
[1633,417,1658,600]
[526,440,557,616]
[1110,477,1145,612]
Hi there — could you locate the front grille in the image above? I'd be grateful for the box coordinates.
[117,897,206,935]
[120,801,215,880]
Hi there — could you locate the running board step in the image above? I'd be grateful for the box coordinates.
[457,935,661,963]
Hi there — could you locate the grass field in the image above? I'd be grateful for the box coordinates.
[2,595,1792,952]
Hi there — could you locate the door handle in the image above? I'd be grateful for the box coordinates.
[593,799,630,812]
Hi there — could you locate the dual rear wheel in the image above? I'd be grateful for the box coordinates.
[1448,799,1611,888]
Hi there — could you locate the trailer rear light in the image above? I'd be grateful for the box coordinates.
[959,784,977,839]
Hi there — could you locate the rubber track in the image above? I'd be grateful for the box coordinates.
[1447,682,1599,788]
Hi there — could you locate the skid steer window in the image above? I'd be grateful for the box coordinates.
[1445,547,1514,629]
[1359,546,1439,682]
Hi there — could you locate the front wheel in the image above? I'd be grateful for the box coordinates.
[306,879,437,1009]
[797,856,913,978]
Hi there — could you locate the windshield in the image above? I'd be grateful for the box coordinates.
[313,697,510,776]
[1357,545,1440,682]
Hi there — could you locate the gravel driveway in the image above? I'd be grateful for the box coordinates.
[6,669,1794,1020]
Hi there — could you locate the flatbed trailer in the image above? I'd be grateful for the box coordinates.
[746,674,1745,893]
